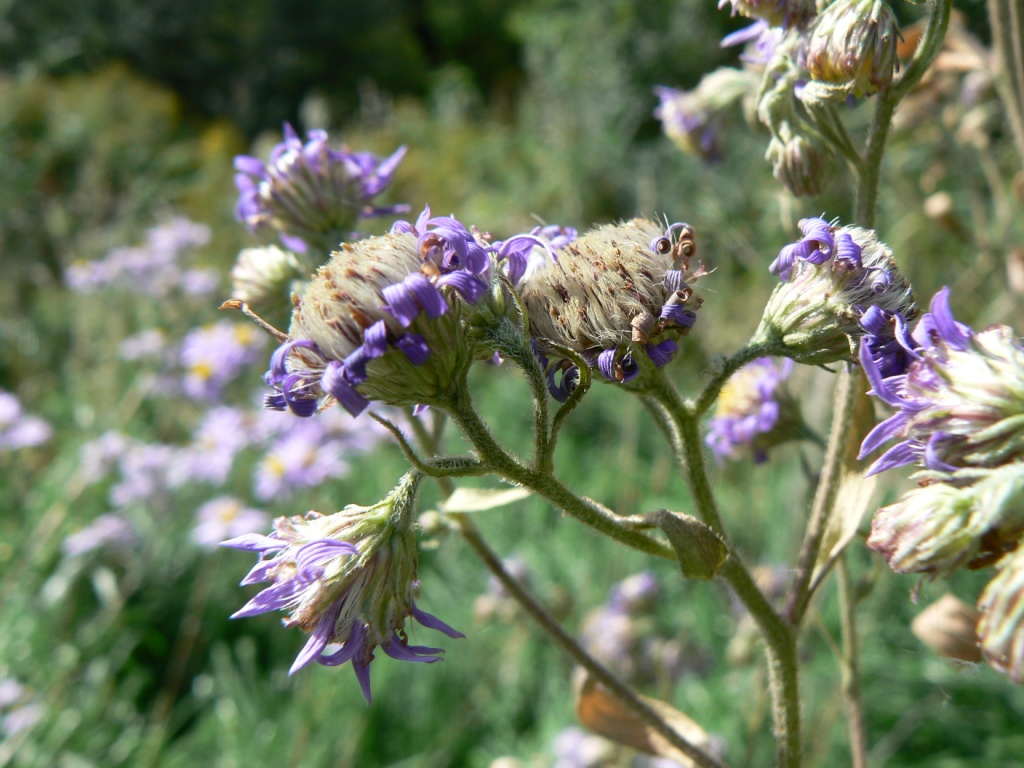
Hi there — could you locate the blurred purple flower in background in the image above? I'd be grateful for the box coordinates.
[705,358,796,463]
[180,321,266,401]
[192,496,269,549]
[62,514,138,557]
[0,391,52,451]
[253,417,350,500]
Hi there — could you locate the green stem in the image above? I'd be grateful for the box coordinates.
[648,371,802,768]
[454,514,728,768]
[783,367,857,626]
[857,0,952,226]
[838,556,869,768]
[443,384,675,561]
[989,0,1024,168]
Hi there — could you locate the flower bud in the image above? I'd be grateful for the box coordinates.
[230,245,307,323]
[867,462,1024,576]
[765,122,836,197]
[522,219,705,397]
[978,547,1024,683]
[234,123,408,254]
[911,593,982,663]
[753,217,914,366]
[860,287,1024,476]
[222,472,464,702]
[804,0,900,101]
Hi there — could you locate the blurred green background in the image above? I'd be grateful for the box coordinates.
[3,0,1024,766]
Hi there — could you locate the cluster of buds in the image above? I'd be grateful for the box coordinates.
[859,288,1024,682]
[262,206,543,417]
[752,216,915,366]
[706,357,805,463]
[234,124,409,255]
[522,219,706,399]
[223,472,463,702]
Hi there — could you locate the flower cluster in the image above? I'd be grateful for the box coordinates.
[180,321,268,401]
[753,216,914,366]
[522,219,705,399]
[706,357,800,463]
[223,472,462,702]
[858,288,1024,681]
[234,124,408,254]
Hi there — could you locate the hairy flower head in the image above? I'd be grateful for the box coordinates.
[522,219,705,398]
[978,547,1024,683]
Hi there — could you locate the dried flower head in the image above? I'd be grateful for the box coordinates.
[978,547,1024,683]
[803,0,900,102]
[223,472,462,702]
[765,122,836,197]
[522,219,705,398]
[753,216,914,366]
[911,593,982,664]
[234,124,408,253]
[859,287,1024,475]
[706,357,802,463]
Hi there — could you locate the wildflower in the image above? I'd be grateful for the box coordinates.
[180,320,266,402]
[193,496,269,550]
[653,69,756,163]
[718,0,816,29]
[866,462,1024,575]
[234,124,408,253]
[859,287,1024,475]
[721,19,786,65]
[223,472,463,702]
[522,219,705,398]
[118,329,170,363]
[502,224,578,287]
[803,0,900,101]
[167,406,253,488]
[753,217,914,366]
[109,442,177,507]
[78,431,130,485]
[0,391,52,451]
[978,547,1024,682]
[706,358,801,463]
[263,206,531,417]
[62,514,138,557]
[253,418,349,500]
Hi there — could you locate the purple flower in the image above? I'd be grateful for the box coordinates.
[62,514,137,557]
[253,418,349,500]
[718,0,817,29]
[706,358,797,463]
[180,321,266,402]
[223,473,463,703]
[858,287,1024,476]
[234,124,409,253]
[0,391,52,451]
[193,496,270,550]
[167,406,254,487]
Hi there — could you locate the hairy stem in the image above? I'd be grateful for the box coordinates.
[648,371,802,768]
[783,367,857,626]
[454,514,728,768]
[695,340,787,417]
[443,384,676,561]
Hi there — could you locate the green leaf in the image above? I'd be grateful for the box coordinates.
[650,509,728,580]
